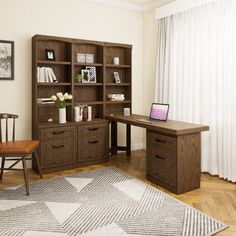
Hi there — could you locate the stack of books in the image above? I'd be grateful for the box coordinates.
[107,94,125,101]
[37,67,58,83]
[37,98,55,104]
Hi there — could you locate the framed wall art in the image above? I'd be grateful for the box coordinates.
[0,40,14,80]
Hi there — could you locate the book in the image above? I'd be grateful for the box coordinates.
[37,67,58,83]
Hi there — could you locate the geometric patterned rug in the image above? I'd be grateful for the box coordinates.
[0,167,227,236]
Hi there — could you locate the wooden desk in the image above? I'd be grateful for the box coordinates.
[106,114,209,194]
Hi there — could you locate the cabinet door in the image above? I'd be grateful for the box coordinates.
[78,122,108,163]
[39,126,76,169]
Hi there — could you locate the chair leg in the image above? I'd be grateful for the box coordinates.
[34,151,43,179]
[0,157,5,180]
[22,157,29,196]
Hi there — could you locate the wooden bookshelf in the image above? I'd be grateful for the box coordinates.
[32,34,132,173]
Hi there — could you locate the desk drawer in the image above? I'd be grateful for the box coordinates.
[79,123,107,135]
[78,122,108,163]
[147,148,177,186]
[147,131,176,151]
[39,126,76,169]
[41,126,74,139]
[40,138,76,168]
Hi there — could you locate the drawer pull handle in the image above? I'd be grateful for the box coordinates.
[52,145,64,149]
[89,128,98,131]
[53,131,65,135]
[155,155,166,160]
[89,141,98,144]
[155,138,166,144]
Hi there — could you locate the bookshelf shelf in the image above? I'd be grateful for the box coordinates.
[106,83,131,86]
[105,64,131,68]
[74,63,103,67]
[105,100,131,104]
[37,60,71,65]
[37,82,71,86]
[74,83,103,86]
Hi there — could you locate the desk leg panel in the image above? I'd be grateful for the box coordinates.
[177,133,201,194]
[126,124,131,156]
[111,121,118,155]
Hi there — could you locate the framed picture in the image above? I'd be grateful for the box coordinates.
[0,40,14,80]
[86,66,96,83]
[81,69,90,83]
[45,49,55,61]
[113,71,121,83]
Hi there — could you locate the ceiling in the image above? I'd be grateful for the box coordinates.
[85,0,174,12]
[120,0,155,5]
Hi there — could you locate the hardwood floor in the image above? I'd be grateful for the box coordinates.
[0,150,235,235]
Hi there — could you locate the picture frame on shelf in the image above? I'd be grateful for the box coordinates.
[45,49,55,61]
[86,66,96,83]
[113,71,121,83]
[0,40,14,80]
[81,69,90,83]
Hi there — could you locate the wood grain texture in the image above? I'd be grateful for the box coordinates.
[32,35,132,173]
[0,150,234,236]
[177,133,201,194]
[106,114,209,135]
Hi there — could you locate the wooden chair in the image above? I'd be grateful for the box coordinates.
[0,113,42,195]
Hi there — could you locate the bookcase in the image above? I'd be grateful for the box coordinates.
[32,35,132,173]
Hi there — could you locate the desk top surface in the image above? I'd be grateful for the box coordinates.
[106,114,209,136]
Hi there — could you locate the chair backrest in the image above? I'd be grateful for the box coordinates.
[0,113,18,143]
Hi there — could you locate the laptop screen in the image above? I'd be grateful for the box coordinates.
[149,103,169,121]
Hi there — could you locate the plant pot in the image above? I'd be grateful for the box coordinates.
[59,108,66,124]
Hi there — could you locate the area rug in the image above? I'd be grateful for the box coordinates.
[0,167,227,236]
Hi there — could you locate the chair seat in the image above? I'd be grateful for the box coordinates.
[0,140,39,155]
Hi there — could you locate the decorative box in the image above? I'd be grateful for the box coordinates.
[86,54,94,63]
[77,53,86,63]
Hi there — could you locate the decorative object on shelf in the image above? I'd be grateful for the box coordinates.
[124,107,130,116]
[45,49,55,61]
[0,40,14,80]
[81,69,90,83]
[107,94,125,101]
[88,105,92,121]
[83,105,88,121]
[86,66,96,83]
[37,67,58,83]
[113,57,120,65]
[75,73,82,83]
[50,92,73,124]
[85,54,94,63]
[113,71,121,83]
[74,105,83,122]
[77,53,86,63]
[47,118,53,122]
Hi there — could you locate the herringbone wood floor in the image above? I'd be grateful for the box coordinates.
[0,150,235,235]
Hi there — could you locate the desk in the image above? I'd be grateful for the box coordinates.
[106,114,209,194]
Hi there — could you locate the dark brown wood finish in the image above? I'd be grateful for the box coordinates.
[108,114,209,194]
[32,35,132,173]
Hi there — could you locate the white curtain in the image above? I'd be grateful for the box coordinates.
[155,0,236,182]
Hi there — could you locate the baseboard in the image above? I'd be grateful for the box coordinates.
[132,142,146,150]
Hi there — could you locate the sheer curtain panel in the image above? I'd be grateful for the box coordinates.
[155,0,236,182]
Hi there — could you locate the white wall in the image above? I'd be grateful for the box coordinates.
[0,0,145,163]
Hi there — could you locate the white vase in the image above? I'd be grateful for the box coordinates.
[59,108,66,124]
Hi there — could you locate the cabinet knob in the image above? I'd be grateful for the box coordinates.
[89,128,98,131]
[155,154,166,160]
[155,138,166,144]
[52,144,65,149]
[88,141,98,144]
[52,131,65,135]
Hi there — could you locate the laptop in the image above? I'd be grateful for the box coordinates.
[137,103,169,123]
